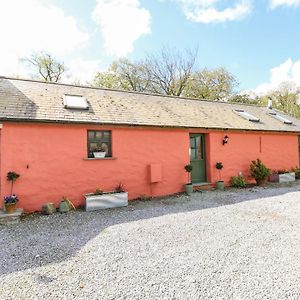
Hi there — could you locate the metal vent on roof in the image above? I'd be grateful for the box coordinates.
[234,109,260,122]
[268,112,293,125]
[64,95,88,110]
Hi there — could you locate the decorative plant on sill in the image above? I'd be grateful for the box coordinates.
[4,171,20,214]
[184,164,193,195]
[215,162,224,190]
[93,143,107,158]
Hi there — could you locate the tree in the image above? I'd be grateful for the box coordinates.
[184,68,238,101]
[93,47,198,96]
[93,58,149,91]
[24,52,65,82]
[259,82,300,118]
[144,47,198,96]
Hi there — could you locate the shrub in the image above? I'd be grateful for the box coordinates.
[292,167,300,179]
[230,175,247,188]
[184,164,193,184]
[250,159,270,185]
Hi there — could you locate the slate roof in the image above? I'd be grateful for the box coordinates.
[1,76,300,132]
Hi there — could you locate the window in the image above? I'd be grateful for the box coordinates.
[268,112,293,125]
[234,109,260,122]
[64,95,88,110]
[87,130,111,158]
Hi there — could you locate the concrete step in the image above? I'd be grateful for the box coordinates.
[192,182,213,191]
[0,208,23,225]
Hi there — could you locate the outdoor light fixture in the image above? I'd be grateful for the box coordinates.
[223,135,229,145]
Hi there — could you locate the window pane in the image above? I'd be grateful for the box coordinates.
[89,142,98,151]
[95,131,102,139]
[103,131,110,138]
[88,131,94,139]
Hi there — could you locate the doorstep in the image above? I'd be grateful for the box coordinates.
[0,208,23,225]
[192,182,213,191]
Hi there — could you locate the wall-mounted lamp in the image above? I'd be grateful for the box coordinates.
[222,135,229,145]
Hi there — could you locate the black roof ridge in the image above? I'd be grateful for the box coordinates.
[0,75,266,108]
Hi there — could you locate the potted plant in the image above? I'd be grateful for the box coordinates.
[85,183,128,211]
[215,162,224,190]
[250,159,270,186]
[4,171,20,214]
[269,169,295,183]
[93,144,107,158]
[184,164,193,195]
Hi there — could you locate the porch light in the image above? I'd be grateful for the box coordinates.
[223,135,229,145]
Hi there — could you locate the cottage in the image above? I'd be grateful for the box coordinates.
[0,77,299,212]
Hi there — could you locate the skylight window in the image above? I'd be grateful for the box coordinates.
[64,95,88,110]
[234,109,260,122]
[268,112,293,125]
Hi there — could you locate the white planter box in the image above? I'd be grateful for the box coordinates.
[93,152,106,158]
[85,192,128,211]
[269,172,295,183]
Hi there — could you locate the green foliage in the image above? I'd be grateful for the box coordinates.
[185,164,193,173]
[7,171,20,182]
[230,175,247,188]
[250,159,270,185]
[94,188,103,195]
[215,162,223,170]
[292,167,300,179]
[183,68,238,100]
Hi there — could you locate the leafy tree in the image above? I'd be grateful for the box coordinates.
[184,68,238,101]
[93,47,198,96]
[24,52,65,82]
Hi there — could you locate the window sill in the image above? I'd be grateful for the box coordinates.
[83,157,117,161]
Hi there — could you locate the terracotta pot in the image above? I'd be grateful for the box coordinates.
[256,178,267,186]
[5,203,16,214]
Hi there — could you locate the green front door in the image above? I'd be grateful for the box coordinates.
[190,134,206,183]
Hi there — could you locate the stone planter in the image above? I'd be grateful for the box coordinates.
[85,192,128,211]
[185,184,193,195]
[216,181,224,190]
[269,172,295,183]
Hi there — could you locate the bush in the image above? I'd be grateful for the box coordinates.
[230,175,247,188]
[250,159,270,185]
[292,167,300,179]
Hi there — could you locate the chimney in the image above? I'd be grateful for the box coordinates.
[267,98,272,109]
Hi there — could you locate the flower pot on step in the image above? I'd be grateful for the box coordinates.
[185,184,193,195]
[5,203,17,214]
[216,181,224,190]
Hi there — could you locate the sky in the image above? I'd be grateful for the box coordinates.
[0,0,300,95]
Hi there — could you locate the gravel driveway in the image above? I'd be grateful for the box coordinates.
[1,183,300,299]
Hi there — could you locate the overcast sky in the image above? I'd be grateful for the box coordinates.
[1,0,300,94]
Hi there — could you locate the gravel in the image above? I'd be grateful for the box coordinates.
[1,183,300,299]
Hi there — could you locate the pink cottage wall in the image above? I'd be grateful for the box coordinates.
[0,122,299,212]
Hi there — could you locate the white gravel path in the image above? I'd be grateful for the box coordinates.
[1,183,300,299]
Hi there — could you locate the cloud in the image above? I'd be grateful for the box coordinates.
[174,0,252,23]
[92,0,151,57]
[64,59,103,84]
[254,59,300,95]
[0,0,89,77]
[270,0,300,8]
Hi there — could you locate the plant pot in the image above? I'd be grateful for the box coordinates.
[256,178,268,186]
[185,184,193,195]
[93,152,106,158]
[59,200,71,213]
[5,203,17,214]
[216,180,224,190]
